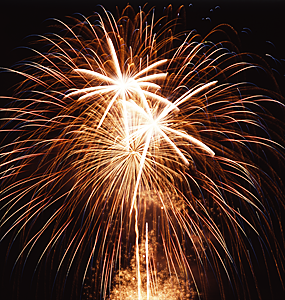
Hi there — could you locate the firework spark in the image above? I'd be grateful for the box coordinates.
[0,4,284,300]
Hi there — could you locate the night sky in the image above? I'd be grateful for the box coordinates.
[0,1,285,300]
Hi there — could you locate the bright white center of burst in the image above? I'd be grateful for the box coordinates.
[118,78,129,94]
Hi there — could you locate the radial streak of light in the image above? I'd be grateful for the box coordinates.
[135,200,142,300]
[146,222,149,300]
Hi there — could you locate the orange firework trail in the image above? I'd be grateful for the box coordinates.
[0,4,284,300]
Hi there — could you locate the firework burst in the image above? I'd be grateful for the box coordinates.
[0,4,284,300]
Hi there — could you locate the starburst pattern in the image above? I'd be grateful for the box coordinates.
[0,5,284,300]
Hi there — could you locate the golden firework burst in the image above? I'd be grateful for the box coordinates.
[0,4,284,300]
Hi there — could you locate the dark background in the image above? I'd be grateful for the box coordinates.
[0,1,284,300]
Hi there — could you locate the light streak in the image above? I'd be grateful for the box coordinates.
[146,223,150,300]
